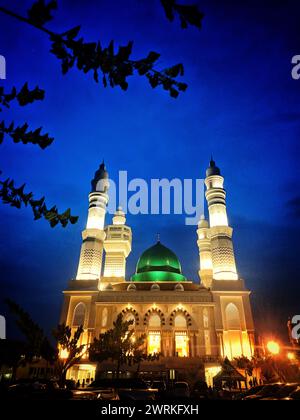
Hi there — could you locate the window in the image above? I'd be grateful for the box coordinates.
[72,303,86,327]
[148,331,161,354]
[225,303,241,330]
[175,332,189,357]
[204,330,211,355]
[174,314,187,328]
[203,308,209,328]
[148,313,161,328]
[101,307,108,327]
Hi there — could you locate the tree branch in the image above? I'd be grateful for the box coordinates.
[0,83,45,111]
[0,120,54,149]
[0,177,78,227]
[0,3,188,98]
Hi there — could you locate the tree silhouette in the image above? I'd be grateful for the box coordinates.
[89,313,159,378]
[5,299,86,385]
[52,323,86,386]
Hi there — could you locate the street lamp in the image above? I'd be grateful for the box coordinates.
[267,340,280,355]
[59,348,69,359]
[287,352,295,361]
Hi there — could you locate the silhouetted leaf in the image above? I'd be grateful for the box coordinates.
[161,0,204,29]
[0,177,78,227]
[27,0,57,27]
[0,120,53,149]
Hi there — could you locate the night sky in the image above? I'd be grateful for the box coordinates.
[0,0,299,342]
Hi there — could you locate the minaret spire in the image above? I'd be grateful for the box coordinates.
[76,162,110,282]
[204,158,238,280]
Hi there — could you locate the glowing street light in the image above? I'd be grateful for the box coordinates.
[59,348,69,359]
[287,352,295,361]
[267,340,280,355]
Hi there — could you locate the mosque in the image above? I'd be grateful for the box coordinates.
[59,159,255,386]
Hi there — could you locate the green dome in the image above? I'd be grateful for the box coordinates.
[130,241,186,282]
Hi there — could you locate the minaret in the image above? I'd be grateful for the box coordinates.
[197,215,213,288]
[103,206,132,280]
[205,159,238,280]
[76,162,109,280]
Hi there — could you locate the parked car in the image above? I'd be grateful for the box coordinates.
[261,383,300,400]
[7,380,72,400]
[72,387,119,400]
[150,380,166,399]
[171,381,190,399]
[243,383,283,400]
[285,386,300,400]
[191,380,208,399]
[73,378,157,400]
[234,385,265,400]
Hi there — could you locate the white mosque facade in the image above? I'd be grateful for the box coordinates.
[60,160,255,385]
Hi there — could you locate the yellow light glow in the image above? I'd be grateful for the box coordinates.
[127,304,132,309]
[287,352,295,360]
[267,341,280,355]
[148,332,161,354]
[175,333,189,357]
[177,304,183,310]
[60,348,69,359]
[152,303,157,310]
[205,366,222,388]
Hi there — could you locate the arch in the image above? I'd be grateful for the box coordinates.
[121,307,140,326]
[225,303,241,330]
[149,313,161,328]
[174,283,184,291]
[174,314,187,328]
[203,308,209,328]
[72,302,86,327]
[151,283,160,291]
[127,283,136,291]
[143,308,165,327]
[169,308,192,327]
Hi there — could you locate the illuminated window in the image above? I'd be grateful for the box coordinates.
[174,314,187,328]
[225,303,240,330]
[203,308,209,328]
[175,332,189,357]
[149,313,161,328]
[101,307,108,327]
[204,330,211,355]
[72,303,86,327]
[148,331,161,354]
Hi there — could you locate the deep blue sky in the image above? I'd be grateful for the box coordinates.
[0,0,299,342]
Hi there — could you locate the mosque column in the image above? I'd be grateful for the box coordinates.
[103,207,132,280]
[197,216,213,288]
[205,159,238,281]
[76,162,109,282]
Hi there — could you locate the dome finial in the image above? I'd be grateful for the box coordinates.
[91,160,109,192]
[156,233,160,243]
[206,155,221,177]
